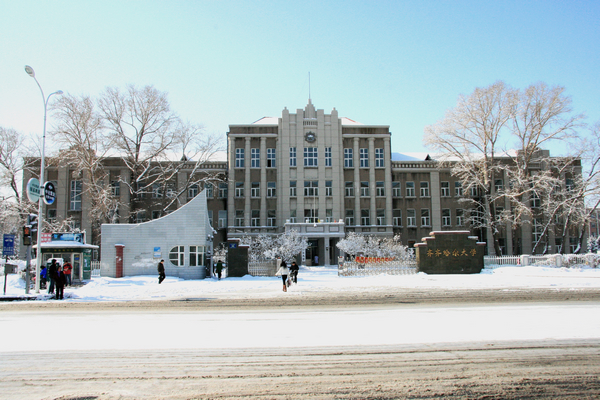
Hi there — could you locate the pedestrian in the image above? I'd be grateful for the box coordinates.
[63,261,73,286]
[275,258,290,292]
[40,265,48,289]
[289,261,299,284]
[314,255,318,266]
[55,265,66,300]
[215,259,224,280]
[157,259,166,284]
[47,259,58,294]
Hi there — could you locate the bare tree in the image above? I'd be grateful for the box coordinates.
[0,127,27,201]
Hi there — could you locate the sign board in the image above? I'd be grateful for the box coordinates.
[51,233,84,243]
[154,247,161,258]
[3,234,15,256]
[4,264,17,274]
[43,181,56,205]
[26,178,41,203]
[41,233,52,243]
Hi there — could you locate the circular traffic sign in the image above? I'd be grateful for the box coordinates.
[43,181,56,205]
[26,178,40,203]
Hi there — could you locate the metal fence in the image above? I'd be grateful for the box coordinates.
[338,260,417,276]
[91,261,101,277]
[484,254,600,269]
[248,260,277,276]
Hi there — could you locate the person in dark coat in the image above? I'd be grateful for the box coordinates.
[47,259,58,294]
[158,259,166,284]
[215,260,224,280]
[55,265,66,300]
[289,261,299,284]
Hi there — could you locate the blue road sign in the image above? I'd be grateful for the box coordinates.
[3,234,15,256]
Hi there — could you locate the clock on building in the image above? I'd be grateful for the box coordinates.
[305,131,316,143]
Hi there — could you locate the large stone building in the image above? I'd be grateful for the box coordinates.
[22,99,586,267]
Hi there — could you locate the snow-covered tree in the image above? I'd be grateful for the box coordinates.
[241,230,309,263]
[337,232,412,260]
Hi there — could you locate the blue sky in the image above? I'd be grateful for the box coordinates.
[1,0,599,156]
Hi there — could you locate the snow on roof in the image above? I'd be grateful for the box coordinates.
[340,117,363,125]
[391,152,433,161]
[37,240,99,249]
[252,117,279,125]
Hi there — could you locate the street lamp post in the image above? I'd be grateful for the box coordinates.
[24,65,63,294]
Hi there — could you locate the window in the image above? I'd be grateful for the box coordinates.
[290,209,297,223]
[470,186,480,197]
[456,209,464,226]
[189,184,199,198]
[393,209,402,226]
[360,148,369,168]
[166,185,175,198]
[289,147,297,167]
[251,210,260,227]
[495,179,503,192]
[421,209,431,226]
[267,210,276,227]
[251,148,260,168]
[218,210,227,229]
[455,181,463,196]
[70,180,82,210]
[569,237,577,253]
[304,208,318,223]
[152,184,162,199]
[48,209,57,222]
[235,210,244,226]
[290,181,297,197]
[407,209,417,227]
[235,148,245,168]
[375,148,384,167]
[325,181,332,197]
[531,191,541,208]
[152,210,161,220]
[267,181,276,198]
[267,148,276,168]
[189,246,206,267]
[345,181,354,197]
[205,184,213,198]
[406,181,415,197]
[304,147,318,166]
[533,218,543,243]
[376,181,385,197]
[235,182,244,198]
[376,209,385,226]
[392,181,401,197]
[169,246,185,266]
[111,180,120,196]
[360,181,369,197]
[442,209,451,226]
[326,209,333,222]
[566,178,574,192]
[218,183,227,198]
[441,182,450,197]
[304,180,318,197]
[361,209,370,225]
[420,182,430,197]
[325,147,332,167]
[251,182,260,198]
[344,148,353,168]
[345,209,355,226]
[136,211,145,223]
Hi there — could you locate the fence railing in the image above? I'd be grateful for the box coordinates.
[484,254,600,269]
[91,261,101,277]
[248,260,277,277]
[338,260,417,276]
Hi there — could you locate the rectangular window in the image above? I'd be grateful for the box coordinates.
[304,180,318,197]
[441,181,450,197]
[360,181,369,197]
[360,148,369,168]
[235,182,244,198]
[290,181,297,197]
[189,245,206,267]
[166,186,175,198]
[421,209,431,226]
[344,148,353,168]
[376,209,385,226]
[136,211,145,223]
[531,191,541,208]
[361,209,370,226]
[392,181,401,197]
[152,183,162,199]
[267,209,276,227]
[345,209,355,226]
[376,181,385,197]
[533,218,543,243]
[456,209,464,226]
[218,210,227,229]
[470,186,479,197]
[325,147,332,167]
[267,148,276,168]
[304,208,318,223]
[152,210,161,220]
[393,209,402,226]
[235,148,245,168]
[235,210,244,227]
[251,148,260,168]
[267,181,276,198]
[251,182,260,198]
[566,178,574,191]
[290,209,297,223]
[345,181,354,197]
[455,181,463,196]
[375,148,384,168]
[218,183,227,198]
[111,180,120,196]
[325,180,332,197]
[290,147,297,167]
[406,181,415,197]
[304,147,318,167]
[205,184,213,198]
[442,209,451,226]
[407,209,416,227]
[495,179,503,192]
[420,182,430,197]
[326,208,333,222]
[251,209,260,227]
[188,184,199,198]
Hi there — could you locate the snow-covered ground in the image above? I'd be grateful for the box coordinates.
[2,264,600,302]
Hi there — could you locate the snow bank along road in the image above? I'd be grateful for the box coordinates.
[1,287,600,399]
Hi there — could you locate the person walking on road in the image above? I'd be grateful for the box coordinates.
[275,258,290,292]
[215,260,224,280]
[289,261,299,284]
[158,259,166,284]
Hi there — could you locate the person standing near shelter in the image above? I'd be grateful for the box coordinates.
[275,258,290,292]
[47,259,58,295]
[289,261,299,284]
[62,261,73,287]
[55,265,66,300]
[215,260,224,280]
[157,259,166,284]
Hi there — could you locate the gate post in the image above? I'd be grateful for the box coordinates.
[115,244,125,278]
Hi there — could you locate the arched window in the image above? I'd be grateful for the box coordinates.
[169,246,185,266]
